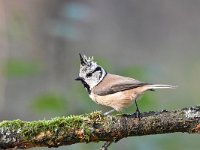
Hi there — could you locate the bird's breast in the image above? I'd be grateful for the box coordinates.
[89,89,141,111]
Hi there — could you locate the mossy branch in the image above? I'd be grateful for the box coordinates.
[0,106,200,149]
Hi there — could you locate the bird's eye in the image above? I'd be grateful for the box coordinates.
[86,72,92,78]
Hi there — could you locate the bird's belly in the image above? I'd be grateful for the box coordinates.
[89,89,139,111]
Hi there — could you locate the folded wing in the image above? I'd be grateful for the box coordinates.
[92,74,149,96]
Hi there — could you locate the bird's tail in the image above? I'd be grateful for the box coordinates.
[145,84,177,90]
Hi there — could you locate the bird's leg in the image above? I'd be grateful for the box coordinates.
[134,100,141,119]
[104,109,115,115]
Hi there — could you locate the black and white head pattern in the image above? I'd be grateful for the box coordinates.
[76,54,107,91]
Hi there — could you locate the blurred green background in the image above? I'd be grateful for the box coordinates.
[0,0,200,150]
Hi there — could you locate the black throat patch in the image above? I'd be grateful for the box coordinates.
[79,78,91,94]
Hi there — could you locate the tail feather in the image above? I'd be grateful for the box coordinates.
[146,84,177,90]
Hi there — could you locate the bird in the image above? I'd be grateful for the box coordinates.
[75,53,176,117]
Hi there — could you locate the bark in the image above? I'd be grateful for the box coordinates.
[0,106,200,149]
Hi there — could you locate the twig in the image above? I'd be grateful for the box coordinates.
[100,141,113,150]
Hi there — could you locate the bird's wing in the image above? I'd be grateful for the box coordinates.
[92,74,149,96]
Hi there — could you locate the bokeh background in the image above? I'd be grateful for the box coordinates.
[0,0,200,150]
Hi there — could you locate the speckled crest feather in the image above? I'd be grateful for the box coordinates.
[80,53,95,67]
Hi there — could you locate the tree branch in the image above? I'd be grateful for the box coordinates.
[0,106,200,149]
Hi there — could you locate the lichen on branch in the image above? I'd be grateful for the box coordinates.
[0,106,200,149]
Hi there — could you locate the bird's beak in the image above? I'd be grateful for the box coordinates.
[79,53,86,66]
[75,76,83,81]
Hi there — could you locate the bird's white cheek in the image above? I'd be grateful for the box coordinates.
[87,80,98,89]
